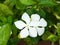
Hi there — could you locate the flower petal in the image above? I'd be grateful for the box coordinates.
[19,28,29,38]
[37,27,45,36]
[31,14,40,21]
[39,18,47,27]
[14,20,26,29]
[22,12,30,24]
[29,27,37,37]
[29,21,39,27]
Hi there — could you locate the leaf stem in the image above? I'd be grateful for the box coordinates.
[51,42,54,45]
[59,40,60,45]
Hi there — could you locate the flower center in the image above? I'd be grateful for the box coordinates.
[26,24,30,28]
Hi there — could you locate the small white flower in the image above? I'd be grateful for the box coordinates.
[14,12,47,38]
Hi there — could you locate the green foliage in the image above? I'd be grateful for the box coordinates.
[0,16,7,25]
[7,37,19,45]
[47,34,58,42]
[0,24,11,45]
[0,3,13,16]
[4,0,16,8]
[42,31,58,42]
[56,23,60,39]
[37,0,56,6]
[24,37,40,45]
[0,0,60,45]
[16,0,26,10]
[19,0,36,5]
[7,16,13,24]
[42,31,52,40]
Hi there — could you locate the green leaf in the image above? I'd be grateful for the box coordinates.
[53,5,60,20]
[0,24,11,45]
[0,3,13,16]
[56,23,60,39]
[24,37,40,45]
[53,13,60,20]
[24,37,32,45]
[46,12,58,26]
[19,0,36,5]
[47,34,58,42]
[26,8,36,15]
[37,9,46,18]
[4,0,16,8]
[38,0,56,6]
[42,31,58,42]
[32,37,40,45]
[26,8,46,18]
[42,31,52,40]
[7,16,13,24]
[7,37,19,45]
[0,16,7,24]
[12,24,17,37]
[56,4,60,14]
[16,0,26,10]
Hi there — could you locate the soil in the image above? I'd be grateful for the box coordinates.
[37,41,59,45]
[17,40,27,45]
[17,40,59,45]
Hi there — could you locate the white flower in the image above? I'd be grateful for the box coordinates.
[14,12,47,38]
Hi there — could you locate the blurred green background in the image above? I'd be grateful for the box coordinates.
[0,0,60,45]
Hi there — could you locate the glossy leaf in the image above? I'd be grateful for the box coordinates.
[4,0,16,8]
[42,31,58,42]
[42,31,52,40]
[47,34,58,42]
[38,0,56,6]
[0,3,13,16]
[0,24,11,45]
[19,0,36,5]
[16,0,26,10]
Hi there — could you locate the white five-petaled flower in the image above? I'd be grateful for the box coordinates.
[14,12,47,38]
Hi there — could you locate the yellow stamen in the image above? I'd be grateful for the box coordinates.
[18,34,21,39]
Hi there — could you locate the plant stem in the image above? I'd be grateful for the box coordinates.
[59,40,60,45]
[51,42,54,45]
[56,1,60,3]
